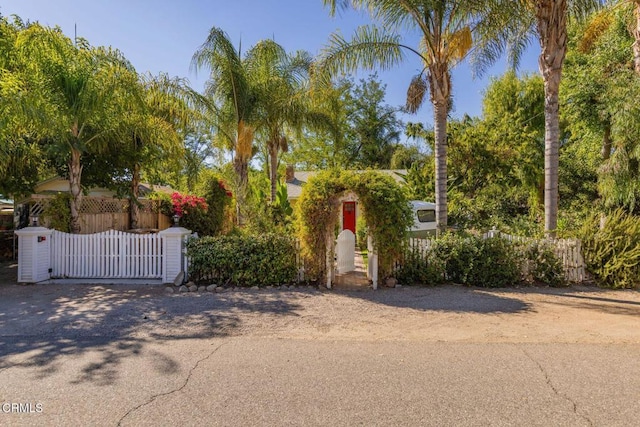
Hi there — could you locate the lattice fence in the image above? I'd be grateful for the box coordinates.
[23,195,169,233]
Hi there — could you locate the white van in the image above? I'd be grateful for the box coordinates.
[409,200,437,238]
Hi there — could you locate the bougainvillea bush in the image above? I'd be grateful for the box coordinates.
[153,177,232,236]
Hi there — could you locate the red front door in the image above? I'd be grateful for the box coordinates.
[343,202,356,234]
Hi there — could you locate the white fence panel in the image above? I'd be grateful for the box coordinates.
[336,229,356,274]
[51,230,163,279]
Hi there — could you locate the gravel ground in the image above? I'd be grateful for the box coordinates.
[2,260,640,345]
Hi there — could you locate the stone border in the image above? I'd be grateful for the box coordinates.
[165,281,320,294]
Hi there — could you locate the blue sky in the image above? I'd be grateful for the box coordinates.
[2,0,540,129]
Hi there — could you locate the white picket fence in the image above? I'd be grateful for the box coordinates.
[402,232,586,283]
[50,229,163,279]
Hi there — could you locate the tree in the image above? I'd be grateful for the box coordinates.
[192,27,258,222]
[347,74,402,168]
[247,40,314,202]
[479,0,603,236]
[0,16,48,197]
[320,0,508,233]
[16,25,134,233]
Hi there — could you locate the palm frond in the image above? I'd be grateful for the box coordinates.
[406,74,427,114]
[318,25,406,76]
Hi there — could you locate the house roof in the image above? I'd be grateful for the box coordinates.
[286,169,408,200]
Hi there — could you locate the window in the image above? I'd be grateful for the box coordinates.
[417,209,435,223]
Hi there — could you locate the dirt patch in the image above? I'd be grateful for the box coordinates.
[1,281,639,344]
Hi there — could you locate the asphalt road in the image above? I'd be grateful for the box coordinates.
[1,277,640,426]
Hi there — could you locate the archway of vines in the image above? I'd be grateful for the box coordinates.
[296,170,413,284]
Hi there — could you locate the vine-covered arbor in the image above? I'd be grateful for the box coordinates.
[296,170,413,288]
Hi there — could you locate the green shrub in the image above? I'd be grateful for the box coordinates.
[579,209,640,288]
[397,233,521,288]
[522,241,565,287]
[186,233,298,287]
[468,237,520,288]
[395,245,445,286]
[41,193,71,232]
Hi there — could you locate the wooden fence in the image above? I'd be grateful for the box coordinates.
[50,229,163,279]
[399,232,586,283]
[24,195,171,234]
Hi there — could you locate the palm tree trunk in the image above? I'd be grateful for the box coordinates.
[429,62,451,235]
[130,163,141,229]
[233,155,248,225]
[536,0,568,238]
[68,147,83,234]
[269,141,279,203]
[433,99,448,234]
[633,2,640,75]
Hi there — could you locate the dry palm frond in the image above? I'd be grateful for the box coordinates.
[236,119,254,161]
[406,74,427,114]
[446,26,473,62]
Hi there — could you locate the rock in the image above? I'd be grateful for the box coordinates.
[215,287,225,293]
[198,286,206,292]
[188,285,198,292]
[251,286,259,291]
[179,285,188,293]
[288,285,296,290]
[385,277,397,288]
[186,281,195,287]
[164,287,174,294]
[266,285,273,289]
[206,285,216,292]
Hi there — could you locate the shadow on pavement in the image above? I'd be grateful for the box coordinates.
[334,286,532,314]
[0,284,302,385]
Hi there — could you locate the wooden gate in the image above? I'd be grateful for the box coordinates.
[50,229,163,279]
[336,229,355,274]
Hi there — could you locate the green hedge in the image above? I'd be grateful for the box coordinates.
[395,233,565,288]
[186,233,298,287]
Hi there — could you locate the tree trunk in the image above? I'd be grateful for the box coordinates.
[433,100,448,234]
[429,62,451,235]
[233,155,248,225]
[633,2,640,75]
[130,163,141,229]
[268,141,279,203]
[68,147,83,234]
[536,0,568,238]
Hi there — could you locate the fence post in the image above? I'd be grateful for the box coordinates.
[16,226,53,283]
[159,226,192,285]
[367,234,378,290]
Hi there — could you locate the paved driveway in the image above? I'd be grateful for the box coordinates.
[1,261,640,426]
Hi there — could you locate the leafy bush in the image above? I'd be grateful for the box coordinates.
[41,192,71,232]
[467,237,520,288]
[397,233,521,288]
[579,209,640,288]
[395,244,445,286]
[186,233,298,287]
[522,241,565,286]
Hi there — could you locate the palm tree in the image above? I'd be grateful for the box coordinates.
[119,73,205,228]
[476,0,602,236]
[192,27,256,221]
[247,40,315,202]
[17,25,134,233]
[320,1,504,234]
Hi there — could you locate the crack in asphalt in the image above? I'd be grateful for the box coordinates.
[521,348,593,427]
[116,341,227,427]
